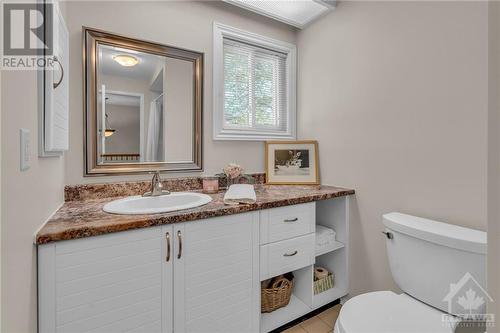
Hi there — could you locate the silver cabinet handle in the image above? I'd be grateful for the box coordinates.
[283,250,298,257]
[177,230,183,259]
[52,56,64,89]
[165,232,171,262]
[284,218,298,222]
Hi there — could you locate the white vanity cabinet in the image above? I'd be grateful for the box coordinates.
[38,226,170,333]
[38,197,350,333]
[38,212,260,333]
[173,212,260,333]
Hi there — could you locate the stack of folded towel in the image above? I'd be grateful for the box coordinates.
[223,184,257,205]
[315,225,337,253]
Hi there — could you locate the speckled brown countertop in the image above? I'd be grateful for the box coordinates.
[35,185,354,245]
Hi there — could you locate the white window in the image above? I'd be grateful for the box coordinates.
[213,23,296,140]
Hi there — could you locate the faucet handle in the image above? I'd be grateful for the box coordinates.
[152,171,162,183]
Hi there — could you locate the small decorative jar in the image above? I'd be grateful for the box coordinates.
[202,176,219,194]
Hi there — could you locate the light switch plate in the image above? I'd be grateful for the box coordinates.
[20,128,31,171]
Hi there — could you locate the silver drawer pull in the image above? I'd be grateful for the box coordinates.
[165,232,171,262]
[53,56,64,89]
[177,230,183,259]
[284,218,298,222]
[283,250,298,257]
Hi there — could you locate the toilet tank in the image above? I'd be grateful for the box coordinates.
[383,212,487,316]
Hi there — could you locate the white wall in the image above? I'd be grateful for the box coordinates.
[487,1,500,329]
[1,70,66,332]
[64,1,296,184]
[297,1,488,296]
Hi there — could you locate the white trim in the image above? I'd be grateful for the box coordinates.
[101,84,106,156]
[250,212,260,333]
[139,95,145,161]
[213,22,296,141]
[38,243,56,333]
[36,199,63,332]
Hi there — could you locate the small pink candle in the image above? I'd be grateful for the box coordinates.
[202,177,219,194]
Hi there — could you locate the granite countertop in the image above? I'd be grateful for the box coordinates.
[35,185,355,245]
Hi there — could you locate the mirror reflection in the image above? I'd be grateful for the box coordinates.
[96,44,194,165]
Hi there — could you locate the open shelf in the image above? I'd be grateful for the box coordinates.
[260,197,350,332]
[313,286,348,309]
[315,240,345,257]
[261,294,311,333]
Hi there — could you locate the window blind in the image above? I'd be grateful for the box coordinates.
[223,38,288,132]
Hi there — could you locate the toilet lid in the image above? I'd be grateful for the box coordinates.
[337,291,458,333]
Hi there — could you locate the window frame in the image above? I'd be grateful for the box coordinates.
[213,22,297,141]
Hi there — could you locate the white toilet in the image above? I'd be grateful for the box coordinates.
[335,212,487,333]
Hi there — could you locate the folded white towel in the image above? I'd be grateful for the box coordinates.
[316,225,336,240]
[315,225,337,252]
[223,184,257,205]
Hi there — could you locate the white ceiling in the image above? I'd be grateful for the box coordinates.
[223,0,335,29]
[99,44,164,81]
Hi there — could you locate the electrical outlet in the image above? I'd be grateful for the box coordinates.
[20,128,31,171]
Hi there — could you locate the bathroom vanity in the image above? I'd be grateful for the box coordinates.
[36,183,354,333]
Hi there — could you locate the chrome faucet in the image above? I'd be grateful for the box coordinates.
[143,171,170,197]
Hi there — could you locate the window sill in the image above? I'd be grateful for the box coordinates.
[213,129,296,141]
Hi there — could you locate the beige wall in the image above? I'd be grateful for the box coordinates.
[106,104,141,154]
[1,1,494,332]
[165,57,193,162]
[488,0,500,329]
[99,73,152,154]
[297,1,488,296]
[0,44,2,331]
[0,4,294,330]
[65,1,296,184]
[1,70,66,332]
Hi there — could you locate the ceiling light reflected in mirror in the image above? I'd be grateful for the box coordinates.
[112,54,139,67]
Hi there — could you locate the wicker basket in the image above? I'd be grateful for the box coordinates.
[313,273,334,295]
[261,273,294,313]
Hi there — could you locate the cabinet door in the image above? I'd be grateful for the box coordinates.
[38,226,173,333]
[173,212,260,333]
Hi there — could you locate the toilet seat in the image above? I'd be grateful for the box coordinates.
[335,291,458,333]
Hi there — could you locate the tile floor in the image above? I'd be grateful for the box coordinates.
[282,304,341,333]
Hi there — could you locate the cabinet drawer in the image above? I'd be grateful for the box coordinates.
[260,202,315,244]
[260,233,315,281]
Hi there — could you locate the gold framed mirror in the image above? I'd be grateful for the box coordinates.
[83,27,203,176]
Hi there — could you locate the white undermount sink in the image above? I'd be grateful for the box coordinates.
[103,192,213,215]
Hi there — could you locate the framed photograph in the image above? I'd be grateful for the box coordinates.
[265,141,319,185]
